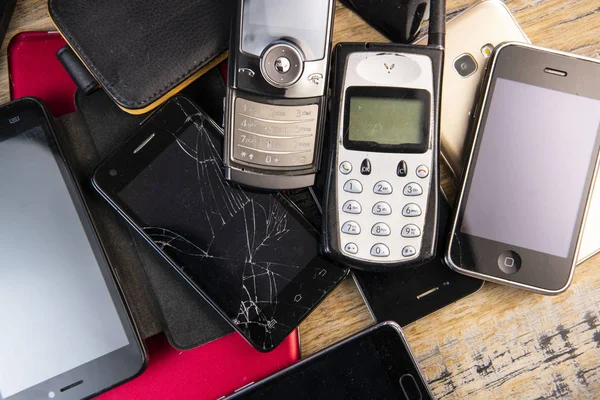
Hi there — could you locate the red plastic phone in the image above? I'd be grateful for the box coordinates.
[8,31,77,116]
[9,31,300,399]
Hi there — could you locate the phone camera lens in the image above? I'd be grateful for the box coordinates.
[109,169,118,177]
[454,54,478,78]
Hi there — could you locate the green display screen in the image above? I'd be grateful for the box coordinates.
[348,97,425,145]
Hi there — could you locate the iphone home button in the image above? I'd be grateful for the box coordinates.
[498,251,522,274]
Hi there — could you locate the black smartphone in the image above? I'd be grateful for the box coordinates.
[226,322,432,399]
[0,98,146,400]
[92,96,348,352]
[353,190,483,326]
[447,43,600,295]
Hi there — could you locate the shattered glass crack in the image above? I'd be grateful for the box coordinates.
[115,98,346,350]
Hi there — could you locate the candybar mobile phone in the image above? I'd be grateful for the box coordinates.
[447,43,600,295]
[226,322,433,399]
[224,0,335,190]
[0,98,146,400]
[322,1,446,271]
[93,96,347,351]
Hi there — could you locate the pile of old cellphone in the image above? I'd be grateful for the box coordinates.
[2,0,600,399]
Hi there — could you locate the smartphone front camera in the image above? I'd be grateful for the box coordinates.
[454,53,478,78]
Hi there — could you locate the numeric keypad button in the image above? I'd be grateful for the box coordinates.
[370,244,390,257]
[402,203,422,217]
[401,224,421,238]
[344,243,359,254]
[341,221,361,235]
[344,180,363,194]
[403,183,423,196]
[372,202,392,216]
[342,200,362,214]
[402,246,417,257]
[371,223,391,237]
[373,181,393,195]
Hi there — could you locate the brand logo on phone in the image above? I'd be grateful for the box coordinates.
[384,63,395,73]
[8,116,20,124]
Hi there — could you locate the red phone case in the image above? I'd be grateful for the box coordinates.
[8,31,77,116]
[9,32,300,399]
[97,331,299,400]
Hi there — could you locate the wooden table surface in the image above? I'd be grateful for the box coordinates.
[1,1,599,399]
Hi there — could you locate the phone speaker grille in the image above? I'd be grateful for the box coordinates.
[544,67,567,77]
[60,380,84,392]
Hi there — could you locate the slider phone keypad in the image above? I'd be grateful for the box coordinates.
[232,98,319,168]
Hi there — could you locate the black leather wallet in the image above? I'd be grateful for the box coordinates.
[49,0,234,114]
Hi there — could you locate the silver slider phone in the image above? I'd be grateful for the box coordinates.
[224,0,335,190]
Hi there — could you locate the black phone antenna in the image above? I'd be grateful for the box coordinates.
[428,0,446,48]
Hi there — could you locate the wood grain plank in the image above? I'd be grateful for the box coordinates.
[1,1,599,398]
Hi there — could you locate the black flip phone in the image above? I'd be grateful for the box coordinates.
[227,322,433,399]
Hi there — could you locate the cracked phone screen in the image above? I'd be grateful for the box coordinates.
[113,98,346,350]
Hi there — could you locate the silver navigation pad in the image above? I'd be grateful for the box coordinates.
[233,98,318,167]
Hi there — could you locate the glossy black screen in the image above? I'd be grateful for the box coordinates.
[230,324,431,399]
[102,98,347,350]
